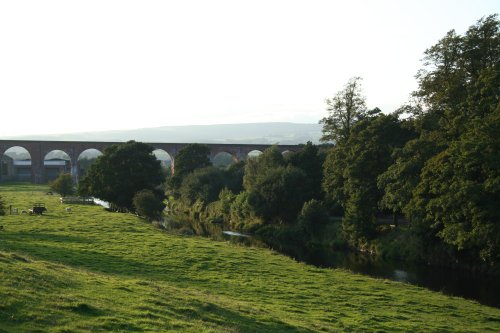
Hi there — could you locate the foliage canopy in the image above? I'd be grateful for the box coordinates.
[168,143,211,191]
[320,77,367,144]
[78,141,164,211]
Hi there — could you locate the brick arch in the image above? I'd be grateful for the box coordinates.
[0,140,302,183]
[42,149,72,182]
[74,144,112,160]
[76,148,104,160]
[211,151,239,168]
[75,148,104,182]
[42,149,72,161]
[0,145,34,182]
[0,144,33,160]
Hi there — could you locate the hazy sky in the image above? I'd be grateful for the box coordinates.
[0,1,498,136]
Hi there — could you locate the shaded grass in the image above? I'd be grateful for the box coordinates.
[0,183,499,332]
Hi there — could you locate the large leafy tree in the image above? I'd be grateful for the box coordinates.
[78,141,164,211]
[179,166,227,205]
[247,165,311,223]
[382,15,500,264]
[285,142,325,200]
[169,144,211,191]
[225,160,245,194]
[320,77,368,144]
[243,146,285,191]
[323,113,414,243]
[377,131,444,222]
[415,14,499,138]
[238,145,324,225]
[408,107,500,264]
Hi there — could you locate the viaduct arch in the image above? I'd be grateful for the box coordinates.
[0,140,300,183]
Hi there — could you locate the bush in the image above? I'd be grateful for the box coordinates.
[49,173,74,197]
[132,189,166,221]
[230,192,255,229]
[247,166,311,223]
[179,167,226,206]
[298,199,329,233]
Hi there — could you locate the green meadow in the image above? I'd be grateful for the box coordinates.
[0,184,499,332]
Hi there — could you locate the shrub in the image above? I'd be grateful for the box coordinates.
[0,195,6,216]
[49,173,75,197]
[230,192,254,229]
[179,167,226,206]
[133,189,166,221]
[298,199,329,233]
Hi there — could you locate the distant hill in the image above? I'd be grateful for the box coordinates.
[3,122,323,145]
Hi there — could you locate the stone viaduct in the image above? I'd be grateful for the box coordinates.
[0,140,300,183]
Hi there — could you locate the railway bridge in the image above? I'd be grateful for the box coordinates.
[0,140,299,183]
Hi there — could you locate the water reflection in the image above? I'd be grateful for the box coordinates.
[393,269,409,282]
[93,198,110,208]
[222,231,250,238]
[287,247,500,308]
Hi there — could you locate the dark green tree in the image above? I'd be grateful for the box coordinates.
[78,156,98,176]
[49,172,75,197]
[415,14,499,138]
[298,199,329,233]
[243,146,284,191]
[225,160,245,194]
[381,15,499,264]
[169,144,211,191]
[323,113,414,243]
[320,77,368,144]
[78,141,164,211]
[377,132,443,223]
[133,189,166,221]
[322,143,348,209]
[248,165,311,223]
[286,142,325,199]
[179,166,227,205]
[407,107,500,264]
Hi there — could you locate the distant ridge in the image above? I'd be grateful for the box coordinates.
[2,122,323,145]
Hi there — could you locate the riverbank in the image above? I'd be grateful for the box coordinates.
[1,184,499,332]
[164,213,500,308]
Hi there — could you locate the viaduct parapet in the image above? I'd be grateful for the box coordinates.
[0,140,300,183]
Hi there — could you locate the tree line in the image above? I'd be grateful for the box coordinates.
[41,15,498,273]
[162,15,499,271]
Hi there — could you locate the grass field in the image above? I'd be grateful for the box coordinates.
[0,183,499,332]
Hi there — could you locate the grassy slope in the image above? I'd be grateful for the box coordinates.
[0,184,499,332]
